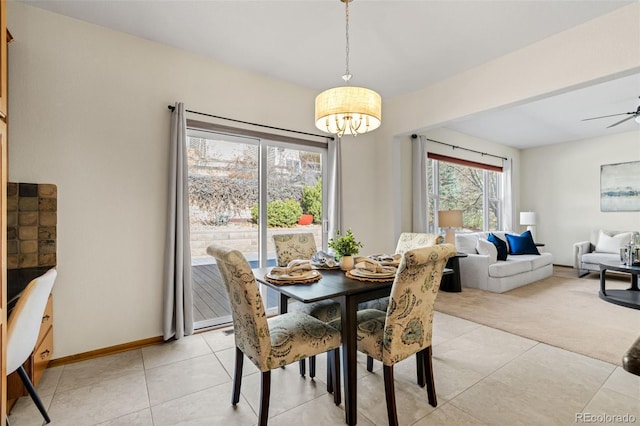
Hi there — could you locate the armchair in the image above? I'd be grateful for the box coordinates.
[573,230,636,276]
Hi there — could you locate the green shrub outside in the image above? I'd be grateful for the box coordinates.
[301,179,322,223]
[251,199,303,227]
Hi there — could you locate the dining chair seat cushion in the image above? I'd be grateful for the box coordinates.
[358,297,389,311]
[265,312,341,371]
[327,308,386,332]
[291,300,341,323]
[352,309,388,361]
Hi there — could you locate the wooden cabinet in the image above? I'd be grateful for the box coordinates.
[7,295,53,410]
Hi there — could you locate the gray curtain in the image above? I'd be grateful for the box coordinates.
[163,102,194,340]
[412,135,429,232]
[501,157,514,232]
[327,137,343,238]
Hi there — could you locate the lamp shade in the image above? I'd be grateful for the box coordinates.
[315,86,382,136]
[519,211,537,226]
[438,210,463,228]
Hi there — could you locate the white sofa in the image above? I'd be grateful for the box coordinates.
[573,230,637,275]
[455,231,554,293]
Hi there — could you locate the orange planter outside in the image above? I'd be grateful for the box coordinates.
[298,214,314,225]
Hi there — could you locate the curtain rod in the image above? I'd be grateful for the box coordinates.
[411,134,507,161]
[168,105,334,140]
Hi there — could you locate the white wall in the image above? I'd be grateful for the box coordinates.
[521,131,640,266]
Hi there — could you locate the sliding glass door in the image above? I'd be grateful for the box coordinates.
[186,129,327,329]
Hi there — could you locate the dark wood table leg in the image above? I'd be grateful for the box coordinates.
[340,295,358,426]
[629,273,639,291]
[600,266,607,296]
[279,293,289,314]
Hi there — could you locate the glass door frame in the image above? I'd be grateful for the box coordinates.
[258,138,328,315]
[257,138,328,267]
[186,127,328,323]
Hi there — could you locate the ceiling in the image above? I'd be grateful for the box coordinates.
[19,0,640,148]
[446,72,640,149]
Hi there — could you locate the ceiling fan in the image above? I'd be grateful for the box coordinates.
[581,97,640,128]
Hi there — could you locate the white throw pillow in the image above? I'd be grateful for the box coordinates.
[455,233,479,254]
[595,230,633,254]
[476,238,498,264]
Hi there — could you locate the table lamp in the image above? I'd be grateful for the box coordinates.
[519,211,537,241]
[438,210,463,246]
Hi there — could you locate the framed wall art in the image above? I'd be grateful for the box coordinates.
[600,160,640,212]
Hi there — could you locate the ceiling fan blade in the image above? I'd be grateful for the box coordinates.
[582,112,634,121]
[606,114,637,128]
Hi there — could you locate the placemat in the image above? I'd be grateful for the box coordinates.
[345,270,395,283]
[264,272,323,286]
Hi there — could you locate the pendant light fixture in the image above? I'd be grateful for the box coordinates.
[315,0,382,137]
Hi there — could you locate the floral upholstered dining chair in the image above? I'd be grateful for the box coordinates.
[341,244,455,426]
[207,244,342,426]
[360,232,445,374]
[395,232,444,255]
[273,232,340,379]
[273,232,318,266]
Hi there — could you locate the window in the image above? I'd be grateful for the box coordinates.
[428,154,502,232]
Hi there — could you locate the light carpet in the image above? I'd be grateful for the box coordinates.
[434,270,640,365]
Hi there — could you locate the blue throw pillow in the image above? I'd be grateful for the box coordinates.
[487,233,508,261]
[506,231,540,255]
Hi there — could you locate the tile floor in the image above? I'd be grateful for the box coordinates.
[8,312,640,426]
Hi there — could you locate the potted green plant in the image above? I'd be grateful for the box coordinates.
[328,228,363,271]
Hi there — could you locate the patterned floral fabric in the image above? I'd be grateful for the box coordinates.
[273,233,341,323]
[395,232,444,255]
[359,232,444,311]
[354,244,456,366]
[273,233,318,267]
[296,300,341,322]
[207,244,341,372]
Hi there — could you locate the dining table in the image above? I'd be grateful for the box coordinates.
[253,266,394,425]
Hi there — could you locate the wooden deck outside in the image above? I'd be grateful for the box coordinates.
[192,263,231,323]
[191,262,278,326]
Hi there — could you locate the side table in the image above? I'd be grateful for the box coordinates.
[440,252,468,292]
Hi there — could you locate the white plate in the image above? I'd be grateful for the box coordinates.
[267,270,320,281]
[350,269,396,278]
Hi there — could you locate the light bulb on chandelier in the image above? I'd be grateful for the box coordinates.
[315,0,381,137]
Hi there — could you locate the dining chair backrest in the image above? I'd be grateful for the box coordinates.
[273,233,317,266]
[382,244,455,366]
[207,244,271,370]
[394,233,443,255]
[7,268,57,375]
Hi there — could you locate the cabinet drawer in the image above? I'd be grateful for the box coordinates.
[37,295,53,345]
[32,326,53,385]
